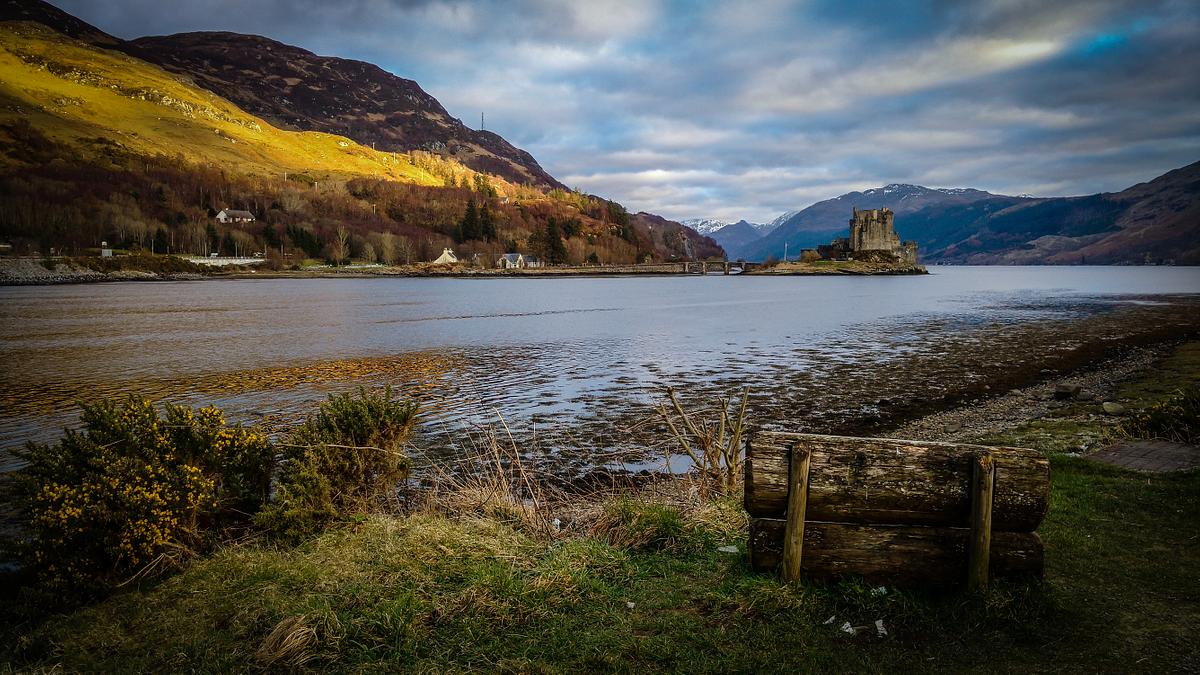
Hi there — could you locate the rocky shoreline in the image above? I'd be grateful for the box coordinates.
[885,340,1177,446]
[1,257,932,285]
[748,260,928,275]
[0,258,204,285]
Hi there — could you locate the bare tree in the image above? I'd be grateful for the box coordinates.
[330,225,349,265]
[396,235,415,265]
[379,231,396,265]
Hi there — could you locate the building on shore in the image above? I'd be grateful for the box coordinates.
[432,248,458,265]
[807,208,918,263]
[496,253,544,269]
[215,209,256,224]
[497,253,525,269]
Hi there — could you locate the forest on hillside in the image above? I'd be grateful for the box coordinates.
[0,120,721,265]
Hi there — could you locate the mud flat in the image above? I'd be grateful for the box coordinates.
[565,296,1200,480]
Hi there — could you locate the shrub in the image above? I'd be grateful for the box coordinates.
[1120,384,1200,444]
[11,397,273,588]
[257,387,418,539]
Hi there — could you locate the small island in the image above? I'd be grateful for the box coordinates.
[750,207,927,275]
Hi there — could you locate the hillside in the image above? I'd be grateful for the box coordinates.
[0,2,722,266]
[1,0,564,190]
[744,168,1200,265]
[123,32,567,191]
[633,212,724,260]
[681,218,775,258]
[709,220,765,259]
[0,0,117,45]
[929,161,1200,264]
[743,185,1015,261]
[0,21,447,185]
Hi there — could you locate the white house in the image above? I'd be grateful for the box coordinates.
[497,253,525,269]
[496,253,545,269]
[432,248,458,265]
[215,209,256,224]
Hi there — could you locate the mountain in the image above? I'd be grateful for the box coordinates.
[709,220,764,258]
[765,210,799,233]
[743,169,1200,264]
[634,212,724,260]
[744,184,1008,260]
[0,2,724,264]
[122,32,566,190]
[0,20,445,183]
[923,161,1200,264]
[680,217,777,258]
[680,218,730,235]
[1,0,563,191]
[0,0,117,45]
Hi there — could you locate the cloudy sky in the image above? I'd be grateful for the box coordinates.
[60,0,1200,223]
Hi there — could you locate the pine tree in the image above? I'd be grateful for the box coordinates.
[220,231,236,256]
[544,220,567,265]
[153,227,169,254]
[480,203,496,241]
[262,223,280,249]
[205,222,219,255]
[458,199,481,242]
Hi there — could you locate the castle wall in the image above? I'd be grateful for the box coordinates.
[814,208,920,264]
[850,208,902,252]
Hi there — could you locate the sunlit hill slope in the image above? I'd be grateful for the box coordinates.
[0,21,445,185]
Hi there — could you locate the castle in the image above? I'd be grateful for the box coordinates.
[808,208,918,264]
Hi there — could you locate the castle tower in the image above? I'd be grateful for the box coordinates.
[849,207,901,252]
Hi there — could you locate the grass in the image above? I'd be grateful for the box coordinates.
[2,347,1198,672]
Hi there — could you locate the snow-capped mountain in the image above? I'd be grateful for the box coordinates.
[680,218,732,235]
[764,210,799,233]
[741,183,1011,261]
[682,218,776,235]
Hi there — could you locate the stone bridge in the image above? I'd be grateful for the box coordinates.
[681,260,760,275]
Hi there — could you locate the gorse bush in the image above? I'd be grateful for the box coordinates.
[11,397,273,588]
[256,387,418,539]
[1120,383,1200,444]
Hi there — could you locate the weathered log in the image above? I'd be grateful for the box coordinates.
[744,432,1049,531]
[749,518,1044,584]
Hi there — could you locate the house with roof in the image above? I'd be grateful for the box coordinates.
[432,248,458,265]
[496,253,544,269]
[497,253,525,269]
[215,209,256,224]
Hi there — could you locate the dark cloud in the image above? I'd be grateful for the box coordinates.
[55,0,1200,222]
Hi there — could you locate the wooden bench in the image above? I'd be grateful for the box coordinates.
[744,432,1049,587]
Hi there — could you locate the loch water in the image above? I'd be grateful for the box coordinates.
[3,266,1199,472]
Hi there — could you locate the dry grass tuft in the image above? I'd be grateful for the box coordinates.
[418,416,560,538]
[255,614,318,667]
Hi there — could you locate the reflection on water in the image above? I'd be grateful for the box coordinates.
[2,266,1199,473]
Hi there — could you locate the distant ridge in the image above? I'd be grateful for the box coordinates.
[742,167,1200,265]
[1,0,565,190]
